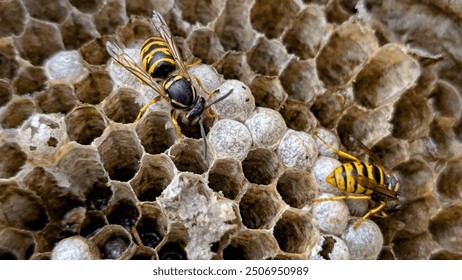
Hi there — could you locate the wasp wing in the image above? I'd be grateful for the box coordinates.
[106,41,166,97]
[349,135,388,169]
[151,11,190,79]
[354,174,398,199]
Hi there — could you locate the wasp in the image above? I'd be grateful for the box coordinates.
[312,131,401,230]
[106,11,232,158]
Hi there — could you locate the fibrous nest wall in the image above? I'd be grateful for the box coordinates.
[1,0,462,260]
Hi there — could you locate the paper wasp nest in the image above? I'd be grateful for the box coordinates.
[1,0,461,260]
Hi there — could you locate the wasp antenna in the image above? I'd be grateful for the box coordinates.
[199,121,208,160]
[206,89,233,109]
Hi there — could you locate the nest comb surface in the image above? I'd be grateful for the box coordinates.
[1,0,462,260]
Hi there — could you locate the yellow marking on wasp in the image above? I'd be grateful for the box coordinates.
[147,57,175,75]
[141,37,169,54]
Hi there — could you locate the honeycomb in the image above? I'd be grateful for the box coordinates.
[1,0,462,260]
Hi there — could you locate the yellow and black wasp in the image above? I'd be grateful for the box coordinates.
[313,131,401,230]
[106,11,232,158]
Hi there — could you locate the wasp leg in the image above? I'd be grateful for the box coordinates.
[170,110,183,142]
[131,227,144,247]
[312,194,371,203]
[136,95,163,122]
[192,76,214,96]
[313,131,361,162]
[185,58,202,69]
[353,201,386,230]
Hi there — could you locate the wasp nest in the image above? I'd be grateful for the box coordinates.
[1,0,462,260]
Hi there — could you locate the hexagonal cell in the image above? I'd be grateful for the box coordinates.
[130,154,176,202]
[222,230,279,260]
[430,250,462,260]
[214,52,254,85]
[80,35,116,65]
[249,75,287,110]
[116,17,156,46]
[354,44,420,108]
[60,8,99,49]
[276,169,317,209]
[215,0,256,51]
[85,184,113,211]
[393,232,439,260]
[280,58,323,104]
[283,6,331,59]
[65,106,107,145]
[208,119,253,161]
[45,50,86,83]
[311,193,349,236]
[0,38,20,80]
[69,0,104,13]
[278,129,318,169]
[311,90,346,129]
[74,70,114,104]
[12,65,46,96]
[35,81,78,114]
[273,209,318,254]
[56,143,109,197]
[0,141,27,178]
[105,182,140,230]
[429,202,462,253]
[309,234,350,260]
[0,228,35,260]
[325,0,358,23]
[18,114,66,161]
[102,88,140,124]
[341,219,383,260]
[437,161,462,202]
[370,136,410,169]
[188,64,223,98]
[156,223,188,260]
[0,80,13,108]
[51,236,100,260]
[135,111,177,155]
[90,224,136,259]
[177,0,224,24]
[22,0,70,23]
[239,184,284,229]
[336,105,393,149]
[391,90,432,140]
[131,246,157,260]
[250,0,300,39]
[169,139,209,175]
[80,211,108,239]
[0,184,48,231]
[97,129,143,182]
[134,203,168,249]
[14,18,64,66]
[212,80,255,122]
[245,108,287,149]
[242,148,281,186]
[187,28,225,65]
[394,158,435,201]
[24,167,85,228]
[208,158,245,200]
[0,0,27,37]
[316,22,378,88]
[158,173,237,259]
[429,80,462,120]
[94,0,128,36]
[279,99,317,133]
[428,116,461,160]
[314,127,341,158]
[391,195,440,234]
[248,37,290,76]
[1,98,35,129]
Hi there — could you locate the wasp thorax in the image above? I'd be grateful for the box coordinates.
[164,76,196,109]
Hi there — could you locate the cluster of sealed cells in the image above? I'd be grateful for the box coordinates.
[1,0,462,260]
